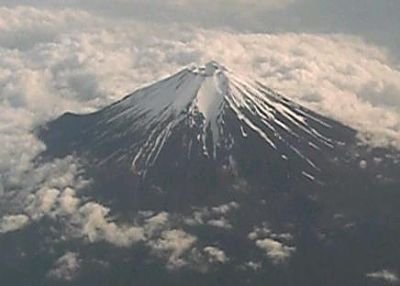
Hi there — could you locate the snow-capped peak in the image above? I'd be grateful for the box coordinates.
[188,61,227,76]
[88,61,336,177]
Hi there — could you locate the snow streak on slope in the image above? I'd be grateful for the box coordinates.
[91,61,335,176]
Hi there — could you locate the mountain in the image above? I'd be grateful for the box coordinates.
[39,61,356,207]
[31,61,400,285]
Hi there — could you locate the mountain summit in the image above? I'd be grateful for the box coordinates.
[40,61,353,184]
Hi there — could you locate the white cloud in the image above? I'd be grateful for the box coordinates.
[0,0,296,31]
[0,152,148,249]
[77,202,145,247]
[366,270,399,284]
[26,188,60,219]
[148,229,197,270]
[0,157,198,269]
[48,252,80,281]
[270,233,294,242]
[0,174,204,271]
[359,160,368,169]
[0,214,29,233]
[0,155,88,235]
[248,223,272,240]
[255,238,295,264]
[207,217,232,229]
[249,224,295,264]
[58,187,80,214]
[143,212,170,236]
[203,246,228,264]
[211,202,239,215]
[244,261,262,271]
[185,202,239,228]
[0,110,46,192]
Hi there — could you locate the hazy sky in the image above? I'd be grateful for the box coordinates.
[1,0,399,63]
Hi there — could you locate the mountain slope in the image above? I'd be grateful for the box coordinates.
[39,62,355,187]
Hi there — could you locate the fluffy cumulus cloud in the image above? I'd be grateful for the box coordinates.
[255,238,295,265]
[243,261,262,271]
[149,229,197,270]
[249,223,295,264]
[0,161,205,270]
[203,246,228,264]
[366,270,399,284]
[0,155,89,236]
[48,252,81,281]
[0,214,29,233]
[184,201,239,229]
[77,202,146,247]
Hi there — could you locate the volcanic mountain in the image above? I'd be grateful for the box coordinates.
[38,61,399,211]
[8,61,398,286]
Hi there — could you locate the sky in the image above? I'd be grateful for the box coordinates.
[0,0,400,280]
[1,0,399,61]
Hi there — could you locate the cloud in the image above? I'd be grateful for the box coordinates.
[143,212,170,236]
[0,166,204,270]
[159,0,296,17]
[255,238,295,264]
[0,109,46,193]
[366,270,399,284]
[248,223,272,240]
[0,153,200,269]
[47,252,80,281]
[26,188,60,220]
[0,0,296,32]
[184,202,239,229]
[203,246,228,264]
[210,202,239,214]
[207,217,232,229]
[0,214,29,233]
[359,160,368,169]
[243,261,262,271]
[0,154,88,210]
[249,224,295,264]
[2,0,400,69]
[0,155,88,234]
[77,202,145,247]
[148,229,197,270]
[0,6,95,50]
[58,187,80,214]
